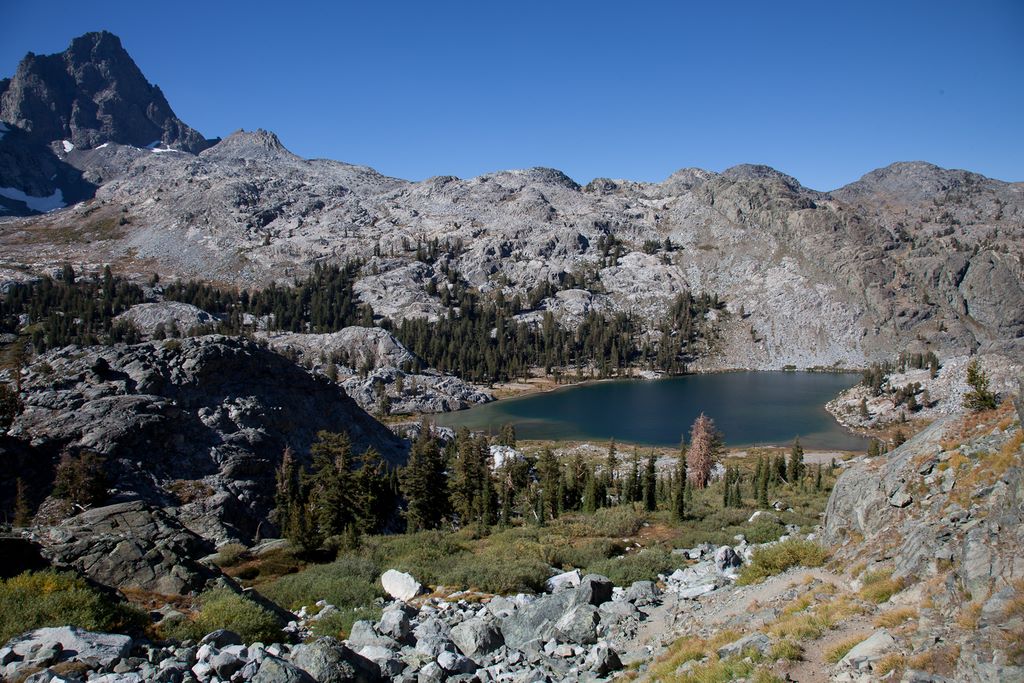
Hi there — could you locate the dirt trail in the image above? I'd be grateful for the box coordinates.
[628,567,861,682]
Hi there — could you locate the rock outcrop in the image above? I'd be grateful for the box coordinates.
[37,500,220,595]
[824,405,1024,681]
[5,335,404,544]
[259,327,494,415]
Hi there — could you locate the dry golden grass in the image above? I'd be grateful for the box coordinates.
[956,602,983,630]
[770,639,803,661]
[906,645,961,677]
[875,654,906,676]
[859,569,905,604]
[949,430,1023,507]
[825,634,868,663]
[874,606,918,628]
[1003,580,1024,620]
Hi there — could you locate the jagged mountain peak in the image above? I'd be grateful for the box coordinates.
[0,30,210,154]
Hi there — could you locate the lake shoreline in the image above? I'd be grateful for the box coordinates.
[438,370,869,451]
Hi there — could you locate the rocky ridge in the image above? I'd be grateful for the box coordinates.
[823,402,1024,681]
[3,335,404,545]
[1,34,1022,369]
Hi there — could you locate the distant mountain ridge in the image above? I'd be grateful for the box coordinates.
[1,32,1022,371]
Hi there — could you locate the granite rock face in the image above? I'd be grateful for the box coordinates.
[38,500,220,595]
[0,31,209,153]
[6,335,404,544]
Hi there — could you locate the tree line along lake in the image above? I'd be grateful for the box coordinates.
[435,371,868,451]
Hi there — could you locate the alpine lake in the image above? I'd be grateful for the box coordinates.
[435,371,868,451]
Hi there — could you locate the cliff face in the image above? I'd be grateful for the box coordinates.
[3,335,405,544]
[823,404,1024,680]
[0,31,208,153]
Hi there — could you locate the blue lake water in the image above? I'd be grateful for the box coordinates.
[435,371,867,450]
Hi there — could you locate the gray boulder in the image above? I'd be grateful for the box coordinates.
[381,570,423,602]
[114,302,217,339]
[4,626,132,667]
[574,574,613,607]
[290,637,380,683]
[346,621,398,650]
[450,618,503,658]
[624,580,660,605]
[544,569,581,592]
[253,655,317,683]
[714,546,742,572]
[413,617,455,657]
[584,642,622,675]
[840,629,897,669]
[598,600,639,625]
[377,605,414,642]
[553,604,599,645]
[716,632,772,659]
[500,591,575,650]
[437,650,476,674]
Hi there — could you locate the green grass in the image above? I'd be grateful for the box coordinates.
[0,571,147,644]
[160,589,282,643]
[586,548,676,585]
[736,539,829,585]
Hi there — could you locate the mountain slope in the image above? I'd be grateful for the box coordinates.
[1,32,1022,370]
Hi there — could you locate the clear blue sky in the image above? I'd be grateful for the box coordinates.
[2,1,1022,190]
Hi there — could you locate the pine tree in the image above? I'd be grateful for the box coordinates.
[13,478,31,527]
[814,464,823,491]
[643,451,657,512]
[450,428,480,525]
[673,437,688,521]
[787,437,805,484]
[583,465,599,513]
[687,414,722,489]
[401,421,449,531]
[605,438,618,505]
[722,465,732,507]
[537,446,560,522]
[307,431,355,538]
[274,446,301,537]
[963,358,998,412]
[758,461,769,507]
[53,451,108,508]
[624,448,641,505]
[352,447,394,534]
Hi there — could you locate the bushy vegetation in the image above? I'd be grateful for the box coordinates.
[586,548,676,585]
[0,571,146,644]
[736,540,829,585]
[161,589,282,644]
[859,569,904,603]
[259,555,383,612]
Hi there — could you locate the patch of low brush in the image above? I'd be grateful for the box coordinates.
[769,638,803,661]
[825,635,868,663]
[736,539,829,585]
[874,606,918,628]
[858,569,905,604]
